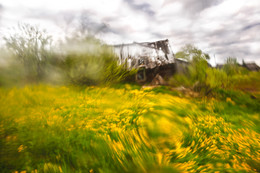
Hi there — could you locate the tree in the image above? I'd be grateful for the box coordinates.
[176,44,210,84]
[79,10,109,37]
[175,44,210,61]
[171,44,212,94]
[4,23,52,81]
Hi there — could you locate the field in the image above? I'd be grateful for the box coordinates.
[0,85,259,173]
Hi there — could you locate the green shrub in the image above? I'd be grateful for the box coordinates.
[170,44,211,94]
[171,47,260,96]
[1,25,135,87]
[222,57,248,76]
[169,73,193,87]
[206,68,230,89]
[60,37,136,86]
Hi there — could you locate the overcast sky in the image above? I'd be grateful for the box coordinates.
[0,0,260,66]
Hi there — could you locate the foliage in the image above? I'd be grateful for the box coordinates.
[205,68,230,89]
[1,25,135,86]
[222,57,248,76]
[232,71,260,93]
[169,73,193,87]
[175,44,210,61]
[0,85,259,172]
[171,44,211,93]
[171,46,259,96]
[0,48,26,86]
[211,88,260,113]
[3,23,52,82]
[60,36,136,86]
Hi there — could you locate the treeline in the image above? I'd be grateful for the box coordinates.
[0,23,135,86]
[0,23,259,92]
[170,44,260,95]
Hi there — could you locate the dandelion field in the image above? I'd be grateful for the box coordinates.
[0,85,259,172]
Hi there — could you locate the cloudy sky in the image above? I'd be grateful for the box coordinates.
[0,0,260,66]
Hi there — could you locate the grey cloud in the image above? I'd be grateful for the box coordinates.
[184,0,222,13]
[181,1,260,65]
[242,23,260,31]
[216,46,259,64]
[0,4,3,25]
[23,6,133,41]
[151,32,165,39]
[167,0,223,17]
[78,10,130,36]
[0,4,3,17]
[124,0,155,16]
[25,9,77,24]
[24,9,114,35]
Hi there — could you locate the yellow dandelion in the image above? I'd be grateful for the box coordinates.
[18,145,25,152]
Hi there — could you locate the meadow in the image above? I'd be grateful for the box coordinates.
[0,84,259,173]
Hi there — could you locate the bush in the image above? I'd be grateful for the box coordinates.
[60,37,136,86]
[1,24,136,86]
[222,57,248,76]
[170,46,260,96]
[206,68,230,89]
[170,44,211,93]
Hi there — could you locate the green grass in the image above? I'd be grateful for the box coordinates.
[0,85,259,172]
